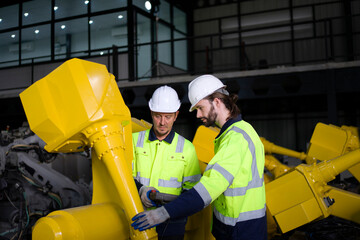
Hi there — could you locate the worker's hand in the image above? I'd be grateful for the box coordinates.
[139,186,158,208]
[131,206,170,231]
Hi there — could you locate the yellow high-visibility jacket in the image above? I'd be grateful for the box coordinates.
[194,120,266,226]
[132,129,201,195]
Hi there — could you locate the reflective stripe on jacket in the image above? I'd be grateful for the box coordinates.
[132,129,201,195]
[194,120,266,226]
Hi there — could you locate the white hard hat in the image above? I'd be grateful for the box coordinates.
[148,85,181,113]
[188,75,227,112]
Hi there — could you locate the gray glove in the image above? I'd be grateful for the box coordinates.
[131,206,170,231]
[139,186,158,208]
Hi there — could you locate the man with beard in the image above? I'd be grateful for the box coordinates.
[132,85,201,240]
[132,75,267,240]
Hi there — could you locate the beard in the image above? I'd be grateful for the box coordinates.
[154,126,170,138]
[202,104,217,127]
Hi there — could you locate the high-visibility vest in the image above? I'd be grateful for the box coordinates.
[132,130,201,195]
[194,120,266,226]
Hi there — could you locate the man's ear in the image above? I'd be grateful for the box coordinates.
[213,97,222,108]
[174,111,179,121]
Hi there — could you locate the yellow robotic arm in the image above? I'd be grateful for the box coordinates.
[20,58,157,240]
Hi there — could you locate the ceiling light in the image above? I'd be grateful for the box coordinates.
[24,12,29,17]
[145,1,151,11]
[11,34,15,38]
[61,25,66,29]
[118,15,123,19]
[100,52,104,55]
[0,19,2,22]
[35,29,39,34]
[54,6,58,11]
[84,0,89,4]
[89,20,93,24]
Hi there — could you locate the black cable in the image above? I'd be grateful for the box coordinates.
[14,183,24,240]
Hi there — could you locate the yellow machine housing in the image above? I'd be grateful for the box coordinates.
[20,58,157,240]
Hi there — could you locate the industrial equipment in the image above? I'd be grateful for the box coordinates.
[20,58,157,240]
[192,123,360,239]
[13,57,360,239]
[0,124,91,239]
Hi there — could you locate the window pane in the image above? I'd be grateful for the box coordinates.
[174,31,187,70]
[158,0,170,23]
[21,25,51,64]
[23,0,51,26]
[137,14,151,44]
[92,0,127,12]
[137,45,151,80]
[157,23,171,64]
[55,0,87,19]
[90,12,128,52]
[0,5,19,31]
[174,7,186,33]
[55,18,88,60]
[136,14,151,80]
[0,31,19,67]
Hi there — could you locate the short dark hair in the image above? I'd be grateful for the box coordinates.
[205,92,240,120]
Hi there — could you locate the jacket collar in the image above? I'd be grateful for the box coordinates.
[216,114,243,139]
[149,127,175,144]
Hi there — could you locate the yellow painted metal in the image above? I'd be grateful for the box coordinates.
[192,125,219,166]
[307,123,358,159]
[307,123,360,181]
[327,186,360,224]
[261,137,308,161]
[20,58,157,240]
[132,118,152,133]
[32,203,129,240]
[266,169,323,233]
[265,154,291,179]
[184,206,214,240]
[267,148,360,233]
[341,125,360,181]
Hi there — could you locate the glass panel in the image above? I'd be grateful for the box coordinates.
[54,18,88,60]
[137,45,151,79]
[23,0,51,26]
[174,31,187,70]
[0,31,19,67]
[21,25,51,64]
[136,14,151,80]
[157,22,170,65]
[0,4,19,31]
[92,0,127,12]
[158,0,170,23]
[55,0,87,19]
[90,12,128,51]
[174,7,186,33]
[137,14,151,44]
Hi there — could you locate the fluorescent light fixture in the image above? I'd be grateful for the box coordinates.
[145,1,151,10]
